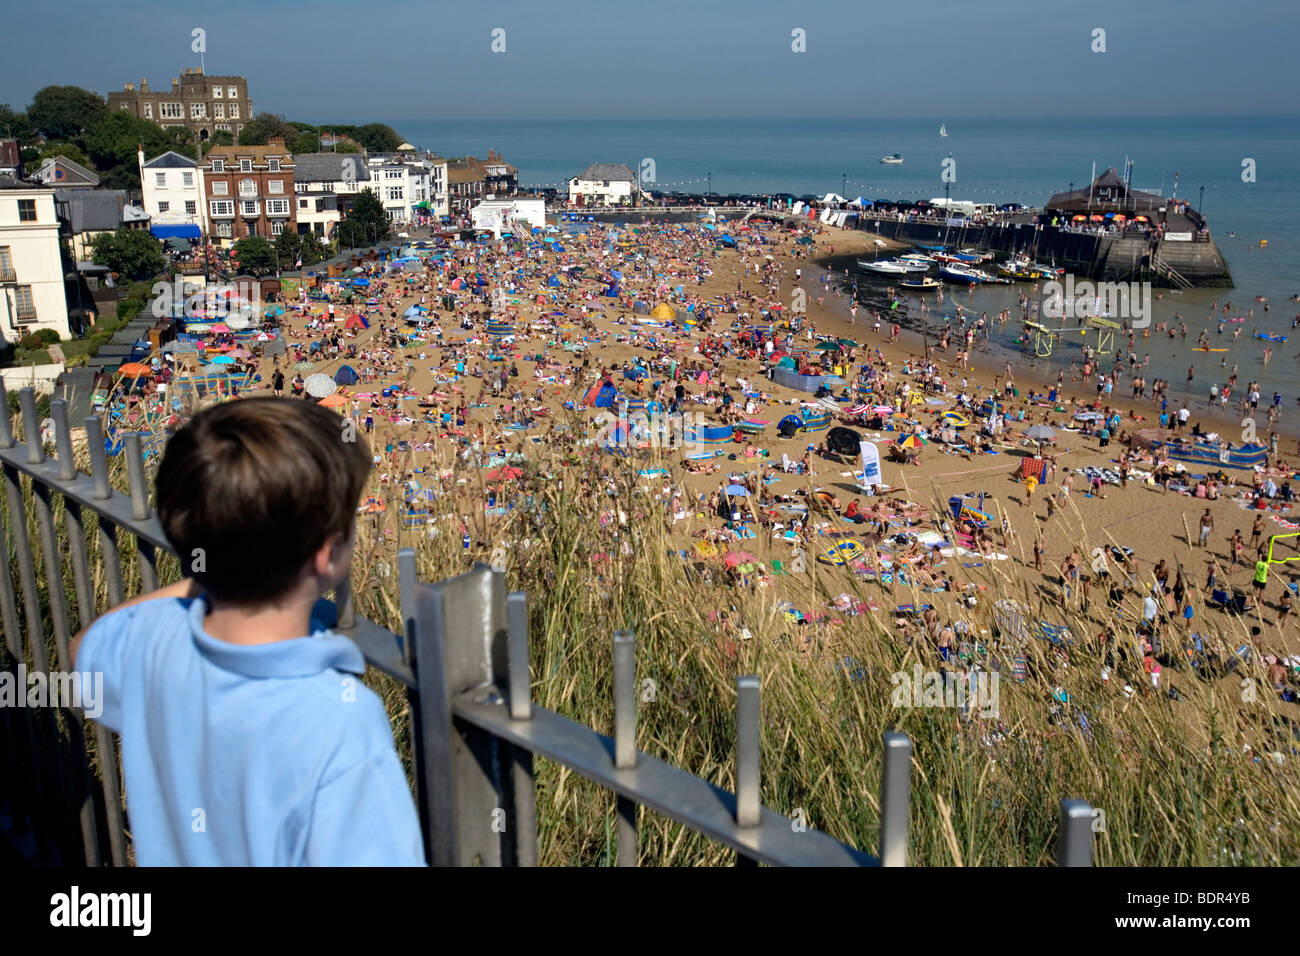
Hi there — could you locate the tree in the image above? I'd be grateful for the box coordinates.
[237,113,294,146]
[86,111,191,189]
[39,143,90,167]
[337,188,390,249]
[350,123,403,153]
[28,86,106,140]
[0,105,34,144]
[299,232,326,268]
[288,130,320,156]
[232,236,277,277]
[207,130,234,148]
[274,229,301,268]
[91,229,166,281]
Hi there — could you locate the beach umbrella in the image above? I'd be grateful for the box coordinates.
[229,347,252,359]
[1112,214,1127,221]
[484,465,524,482]
[304,373,337,398]
[118,362,152,378]
[724,484,750,496]
[209,355,236,365]
[1072,215,1086,221]
[837,338,858,348]
[898,435,928,449]
[815,341,841,351]
[318,393,348,407]
[1089,215,1104,222]
[1025,422,1057,454]
[1134,215,1149,222]
[723,551,757,569]
[210,323,231,334]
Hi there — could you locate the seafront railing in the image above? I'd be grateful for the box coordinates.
[0,384,1095,866]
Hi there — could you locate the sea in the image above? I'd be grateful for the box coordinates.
[393,115,1299,427]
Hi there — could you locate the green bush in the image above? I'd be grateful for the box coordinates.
[32,328,60,346]
[116,298,144,321]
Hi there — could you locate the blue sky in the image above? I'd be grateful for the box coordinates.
[1,0,1294,123]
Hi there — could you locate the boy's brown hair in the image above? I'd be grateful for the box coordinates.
[156,398,371,605]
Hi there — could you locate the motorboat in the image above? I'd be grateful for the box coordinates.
[858,259,911,274]
[879,154,904,165]
[900,277,940,290]
[1032,261,1065,276]
[940,266,993,283]
[957,248,993,262]
[898,253,936,266]
[932,252,968,264]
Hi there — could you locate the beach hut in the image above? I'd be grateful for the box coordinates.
[334,365,360,386]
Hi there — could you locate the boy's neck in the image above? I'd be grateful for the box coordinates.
[203,593,318,646]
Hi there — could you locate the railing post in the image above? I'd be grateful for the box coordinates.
[1058,799,1095,866]
[880,732,912,866]
[408,563,532,866]
[735,675,761,866]
[612,629,637,866]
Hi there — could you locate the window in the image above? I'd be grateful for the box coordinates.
[143,103,153,119]
[182,171,194,187]
[268,159,280,172]
[240,200,259,217]
[0,247,13,281]
[216,222,232,237]
[213,86,223,98]
[210,200,234,217]
[240,159,252,173]
[299,198,308,209]
[185,201,197,215]
[161,102,183,119]
[267,199,290,216]
[386,187,404,201]
[239,179,257,197]
[268,180,283,194]
[191,103,206,119]
[17,199,36,222]
[271,220,285,236]
[154,173,167,188]
[211,181,228,195]
[228,86,238,98]
[212,159,225,173]
[158,201,170,213]
[213,103,224,119]
[215,124,231,132]
[229,104,239,119]
[13,286,35,322]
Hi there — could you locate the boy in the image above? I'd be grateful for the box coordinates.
[71,398,425,866]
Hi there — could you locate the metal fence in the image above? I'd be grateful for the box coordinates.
[0,384,1094,866]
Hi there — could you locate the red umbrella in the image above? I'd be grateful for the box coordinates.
[484,465,523,482]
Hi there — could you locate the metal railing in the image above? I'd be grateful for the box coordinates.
[0,383,1095,866]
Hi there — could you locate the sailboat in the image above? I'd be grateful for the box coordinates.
[939,124,948,137]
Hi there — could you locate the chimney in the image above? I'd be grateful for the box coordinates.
[172,77,180,92]
[125,83,134,92]
[267,137,286,150]
[141,77,149,92]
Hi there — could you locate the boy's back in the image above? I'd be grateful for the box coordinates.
[80,596,425,866]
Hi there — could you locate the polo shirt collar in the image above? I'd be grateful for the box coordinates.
[187,596,366,679]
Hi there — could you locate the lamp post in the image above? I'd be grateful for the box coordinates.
[707,171,712,199]
[842,173,847,199]
[1199,185,1205,220]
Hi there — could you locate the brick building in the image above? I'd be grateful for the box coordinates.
[107,68,253,143]
[199,139,295,242]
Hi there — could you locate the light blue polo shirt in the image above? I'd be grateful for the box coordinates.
[79,596,426,866]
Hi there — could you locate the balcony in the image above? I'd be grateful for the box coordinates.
[14,307,37,325]
[0,267,15,283]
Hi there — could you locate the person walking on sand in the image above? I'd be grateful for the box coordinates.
[1199,508,1214,548]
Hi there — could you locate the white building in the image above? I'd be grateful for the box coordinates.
[0,185,70,342]
[140,150,206,240]
[568,163,639,207]
[365,155,418,224]
[293,153,370,238]
[471,198,546,238]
